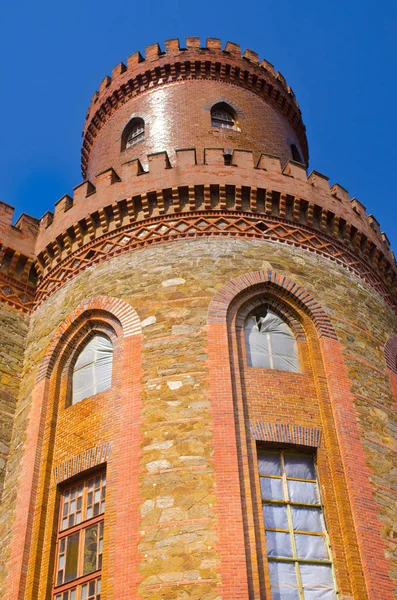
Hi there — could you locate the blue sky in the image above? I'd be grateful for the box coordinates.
[1,0,396,251]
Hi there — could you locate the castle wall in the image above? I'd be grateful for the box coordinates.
[1,237,396,599]
[0,305,29,497]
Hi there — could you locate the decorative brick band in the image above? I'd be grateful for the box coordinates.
[384,337,397,374]
[250,421,322,447]
[208,269,338,340]
[0,271,35,313]
[34,211,396,312]
[53,442,113,484]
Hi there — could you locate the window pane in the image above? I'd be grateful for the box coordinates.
[260,477,284,501]
[263,504,289,529]
[83,524,99,574]
[300,564,336,599]
[258,452,281,476]
[287,480,318,504]
[266,531,293,558]
[291,507,324,532]
[284,454,315,479]
[295,533,329,560]
[244,316,271,368]
[268,561,299,600]
[72,335,113,404]
[65,532,79,582]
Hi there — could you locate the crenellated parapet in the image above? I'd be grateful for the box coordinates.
[81,37,308,179]
[29,148,396,310]
[1,149,396,312]
[0,202,38,312]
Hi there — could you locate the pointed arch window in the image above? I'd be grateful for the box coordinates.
[211,102,239,130]
[121,117,145,151]
[244,308,299,372]
[72,335,113,404]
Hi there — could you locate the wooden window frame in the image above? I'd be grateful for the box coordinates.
[52,470,106,600]
[258,448,338,599]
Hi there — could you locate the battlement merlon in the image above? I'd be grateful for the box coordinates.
[0,201,39,258]
[81,37,307,179]
[88,37,297,112]
[33,148,395,274]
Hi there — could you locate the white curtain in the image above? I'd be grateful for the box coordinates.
[72,335,113,404]
[245,309,299,372]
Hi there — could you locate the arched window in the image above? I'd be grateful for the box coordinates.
[290,143,303,163]
[121,117,145,151]
[72,334,113,404]
[211,102,239,130]
[244,308,299,372]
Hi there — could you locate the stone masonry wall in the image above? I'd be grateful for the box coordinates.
[0,305,29,589]
[0,305,28,496]
[1,237,396,598]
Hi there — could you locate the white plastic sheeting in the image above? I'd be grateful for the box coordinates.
[260,450,337,599]
[244,309,299,372]
[72,335,113,405]
[268,561,336,599]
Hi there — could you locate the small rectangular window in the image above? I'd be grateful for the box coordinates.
[258,448,337,599]
[53,471,105,599]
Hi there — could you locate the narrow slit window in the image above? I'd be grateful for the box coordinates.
[72,335,113,404]
[258,449,337,599]
[291,143,303,164]
[244,308,299,372]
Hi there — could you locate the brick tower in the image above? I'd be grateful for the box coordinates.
[0,37,396,600]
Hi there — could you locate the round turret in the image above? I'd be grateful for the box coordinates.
[0,36,396,600]
[82,37,308,180]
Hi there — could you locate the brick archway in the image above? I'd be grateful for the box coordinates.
[6,296,142,600]
[36,295,141,383]
[385,337,397,404]
[208,269,338,339]
[206,270,392,600]
[384,337,397,374]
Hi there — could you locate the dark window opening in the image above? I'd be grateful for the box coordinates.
[211,102,239,130]
[291,144,303,164]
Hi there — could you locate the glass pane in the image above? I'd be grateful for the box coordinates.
[70,591,76,600]
[284,454,315,479]
[257,452,281,476]
[268,561,299,600]
[295,534,329,560]
[260,477,284,501]
[291,507,324,532]
[65,532,79,582]
[81,584,88,600]
[300,564,336,599]
[266,531,293,558]
[263,504,289,529]
[287,480,318,504]
[84,524,99,574]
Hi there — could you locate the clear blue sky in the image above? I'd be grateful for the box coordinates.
[1,0,396,252]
